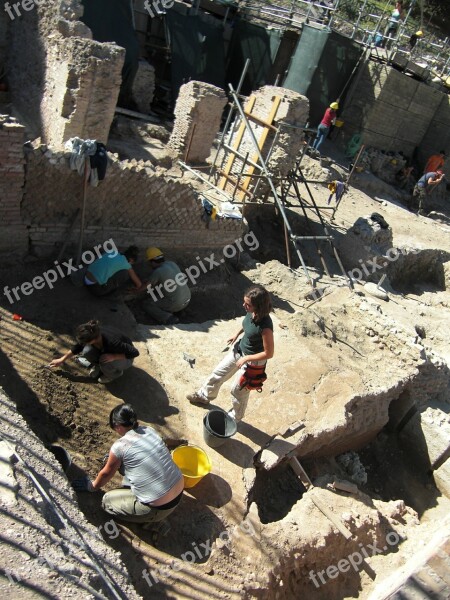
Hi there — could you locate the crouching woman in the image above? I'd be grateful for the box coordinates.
[76,404,184,525]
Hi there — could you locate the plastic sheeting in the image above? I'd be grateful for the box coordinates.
[284,24,363,125]
[166,11,226,97]
[80,0,139,105]
[225,17,282,95]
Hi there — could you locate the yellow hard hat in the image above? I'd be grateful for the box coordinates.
[330,102,339,110]
[146,247,164,261]
[416,30,423,36]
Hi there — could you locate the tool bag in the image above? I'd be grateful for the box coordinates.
[238,364,267,392]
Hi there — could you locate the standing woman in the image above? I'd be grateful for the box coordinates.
[312,102,339,153]
[187,285,274,423]
[383,1,404,48]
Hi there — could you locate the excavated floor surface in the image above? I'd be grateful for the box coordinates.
[1,153,450,599]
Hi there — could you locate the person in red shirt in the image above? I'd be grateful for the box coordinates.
[424,150,445,174]
[312,102,339,152]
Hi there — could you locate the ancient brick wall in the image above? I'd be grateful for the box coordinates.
[0,116,28,256]
[341,62,448,158]
[168,81,227,163]
[6,0,124,148]
[219,85,309,198]
[21,146,244,256]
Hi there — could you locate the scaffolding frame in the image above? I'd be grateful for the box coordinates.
[179,83,353,291]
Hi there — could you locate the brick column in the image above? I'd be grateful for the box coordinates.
[0,116,28,255]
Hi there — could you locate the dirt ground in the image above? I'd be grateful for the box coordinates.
[1,148,450,599]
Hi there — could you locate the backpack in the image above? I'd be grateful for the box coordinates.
[238,364,267,392]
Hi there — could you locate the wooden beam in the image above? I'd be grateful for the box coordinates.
[218,95,256,191]
[238,95,282,200]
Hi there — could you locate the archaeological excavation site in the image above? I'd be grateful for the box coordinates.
[0,0,450,599]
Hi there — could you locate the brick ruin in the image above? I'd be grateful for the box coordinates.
[168,80,228,163]
[0,116,28,255]
[217,85,309,198]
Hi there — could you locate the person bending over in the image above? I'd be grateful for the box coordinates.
[84,245,143,296]
[48,319,139,383]
[73,404,184,525]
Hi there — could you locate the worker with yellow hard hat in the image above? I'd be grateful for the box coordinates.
[312,101,339,153]
[141,247,191,325]
[409,29,423,51]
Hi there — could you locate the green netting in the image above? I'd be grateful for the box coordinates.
[284,24,363,125]
[80,0,139,105]
[225,17,283,95]
[166,11,226,98]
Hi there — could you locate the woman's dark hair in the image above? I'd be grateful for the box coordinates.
[109,404,138,430]
[245,285,272,321]
[123,245,139,262]
[75,320,100,345]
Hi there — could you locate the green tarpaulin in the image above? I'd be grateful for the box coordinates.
[81,0,139,104]
[284,24,363,125]
[225,17,283,95]
[166,11,226,97]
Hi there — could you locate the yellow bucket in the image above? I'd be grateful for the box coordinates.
[334,119,344,128]
[171,445,212,489]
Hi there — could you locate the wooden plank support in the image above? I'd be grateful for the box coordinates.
[217,171,253,197]
[289,456,313,490]
[218,95,256,190]
[243,111,278,131]
[238,95,282,200]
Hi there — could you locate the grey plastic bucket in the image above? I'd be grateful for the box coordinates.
[203,409,237,448]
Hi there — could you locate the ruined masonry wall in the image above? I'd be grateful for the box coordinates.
[168,81,227,163]
[0,117,28,255]
[6,0,124,147]
[221,86,308,197]
[22,147,243,255]
[342,62,447,157]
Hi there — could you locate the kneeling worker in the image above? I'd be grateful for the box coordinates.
[142,247,191,325]
[85,245,143,296]
[48,319,139,383]
[73,404,184,525]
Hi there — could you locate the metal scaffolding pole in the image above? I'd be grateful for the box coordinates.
[228,84,314,285]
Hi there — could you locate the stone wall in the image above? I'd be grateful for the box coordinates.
[419,94,450,171]
[220,85,309,198]
[342,62,449,158]
[21,145,244,256]
[6,0,124,148]
[168,81,227,163]
[0,116,28,256]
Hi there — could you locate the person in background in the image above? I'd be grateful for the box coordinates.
[312,102,339,153]
[424,150,445,174]
[141,247,191,325]
[72,404,184,526]
[48,319,139,383]
[383,1,404,49]
[409,30,423,52]
[411,169,445,215]
[85,245,143,296]
[187,285,274,423]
